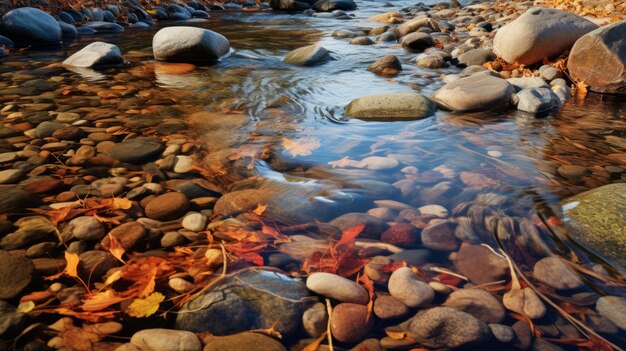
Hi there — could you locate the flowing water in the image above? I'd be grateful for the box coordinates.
[1,1,626,347]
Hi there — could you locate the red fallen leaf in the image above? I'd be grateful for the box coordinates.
[379,261,406,273]
[302,225,370,277]
[437,273,462,287]
[359,274,375,322]
[225,242,268,266]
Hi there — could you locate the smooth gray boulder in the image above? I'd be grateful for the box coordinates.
[153,26,230,63]
[81,21,124,33]
[568,20,626,94]
[562,183,626,267]
[175,268,313,336]
[58,21,78,39]
[432,73,515,112]
[458,48,495,66]
[409,307,492,349]
[344,93,437,120]
[493,7,597,65]
[515,87,559,114]
[63,42,124,68]
[0,7,62,46]
[507,77,550,92]
[283,45,331,66]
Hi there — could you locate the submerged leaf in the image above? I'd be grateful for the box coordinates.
[282,137,320,157]
[125,292,165,318]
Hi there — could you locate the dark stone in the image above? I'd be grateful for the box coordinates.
[312,0,357,12]
[0,251,35,299]
[111,137,164,164]
[81,21,124,33]
[0,7,61,46]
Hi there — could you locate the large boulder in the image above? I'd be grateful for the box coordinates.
[312,0,357,12]
[493,7,597,65]
[562,183,626,267]
[567,20,626,94]
[344,93,437,120]
[175,268,313,336]
[153,26,230,63]
[432,73,515,112]
[0,7,62,46]
[63,42,125,68]
[283,45,331,66]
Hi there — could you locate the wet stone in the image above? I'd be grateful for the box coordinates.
[302,302,327,338]
[409,307,492,349]
[443,288,506,323]
[103,221,146,250]
[68,216,106,241]
[373,294,410,320]
[388,267,434,308]
[328,213,389,239]
[330,303,374,344]
[490,323,515,343]
[454,244,509,285]
[0,251,35,299]
[533,257,583,290]
[144,192,190,221]
[421,220,459,251]
[110,137,164,164]
[130,329,201,351]
[203,332,286,351]
[306,272,369,304]
[380,223,420,247]
[596,296,626,331]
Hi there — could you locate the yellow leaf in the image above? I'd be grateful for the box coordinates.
[82,290,127,312]
[112,198,132,210]
[302,333,327,351]
[282,137,320,157]
[17,301,35,313]
[103,269,123,287]
[576,81,588,96]
[252,204,267,216]
[65,251,80,278]
[107,233,126,264]
[137,267,157,298]
[385,328,412,340]
[125,292,164,318]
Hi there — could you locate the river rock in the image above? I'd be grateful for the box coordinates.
[306,272,369,304]
[82,21,124,33]
[270,0,315,11]
[0,216,56,250]
[409,307,492,349]
[458,48,495,66]
[388,267,434,307]
[0,251,35,299]
[0,169,21,184]
[283,45,331,66]
[153,26,230,63]
[303,302,327,337]
[421,220,459,251]
[344,93,436,120]
[562,183,626,267]
[130,329,201,351]
[400,32,434,52]
[373,294,410,319]
[432,73,515,112]
[490,324,515,343]
[203,332,287,351]
[368,55,402,76]
[312,0,357,12]
[111,137,164,163]
[396,17,439,37]
[330,303,374,344]
[328,213,388,239]
[1,7,62,46]
[78,251,118,279]
[0,35,13,48]
[596,296,626,331]
[103,221,146,250]
[0,186,35,214]
[568,20,626,94]
[417,54,446,68]
[454,244,509,285]
[351,36,374,45]
[515,87,559,114]
[63,42,124,68]
[533,256,583,290]
[538,65,563,81]
[35,121,66,138]
[175,268,311,336]
[507,77,550,92]
[381,223,420,247]
[144,192,190,221]
[181,212,207,231]
[443,288,506,323]
[493,7,597,65]
[68,216,106,241]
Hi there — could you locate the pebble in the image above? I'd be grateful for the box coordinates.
[0,169,22,184]
[557,165,590,179]
[103,221,146,250]
[330,303,374,344]
[130,328,201,351]
[488,150,503,157]
[489,323,515,343]
[364,255,392,283]
[512,320,533,349]
[0,251,35,299]
[533,257,583,290]
[443,288,506,323]
[328,213,389,239]
[173,155,194,173]
[181,212,207,232]
[421,220,459,251]
[410,307,492,349]
[596,296,626,331]
[302,302,327,337]
[380,223,420,247]
[144,192,190,221]
[454,244,509,285]
[203,332,286,351]
[0,152,17,163]
[169,278,194,293]
[418,204,448,217]
[68,216,107,241]
[361,156,399,170]
[388,267,434,307]
[373,294,410,320]
[306,272,369,304]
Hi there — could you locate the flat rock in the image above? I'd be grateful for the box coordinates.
[432,73,514,112]
[396,17,439,37]
[443,288,506,323]
[306,272,369,304]
[283,45,331,66]
[507,77,550,92]
[344,93,436,120]
[596,296,626,331]
[130,329,201,351]
[144,192,190,221]
[0,251,35,299]
[493,7,597,65]
[421,220,459,251]
[533,256,583,290]
[1,7,61,46]
[63,42,124,68]
[409,307,492,349]
[175,268,311,336]
[568,20,626,94]
[458,48,495,66]
[388,267,434,308]
[110,137,164,164]
[153,26,230,63]
[454,244,509,285]
[203,332,286,351]
[81,21,124,33]
[329,212,389,239]
[562,183,626,267]
[68,216,106,241]
[373,294,410,319]
[516,87,559,114]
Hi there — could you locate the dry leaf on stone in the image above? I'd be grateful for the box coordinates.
[81,290,127,312]
[125,292,165,318]
[282,137,320,157]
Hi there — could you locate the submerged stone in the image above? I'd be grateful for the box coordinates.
[344,93,436,120]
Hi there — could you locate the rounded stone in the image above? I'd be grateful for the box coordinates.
[388,267,434,308]
[373,294,410,320]
[69,216,106,241]
[596,296,626,331]
[306,272,369,304]
[110,137,164,164]
[0,251,35,299]
[130,329,201,351]
[144,192,190,221]
[330,303,374,344]
[409,307,492,349]
[302,302,327,337]
[443,288,506,323]
[181,212,207,232]
[533,257,583,290]
[344,93,436,120]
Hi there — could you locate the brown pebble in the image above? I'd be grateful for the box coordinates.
[330,303,374,344]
